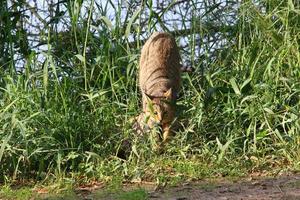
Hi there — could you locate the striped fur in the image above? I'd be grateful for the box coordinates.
[138,32,182,143]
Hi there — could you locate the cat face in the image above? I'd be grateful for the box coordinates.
[144,88,175,128]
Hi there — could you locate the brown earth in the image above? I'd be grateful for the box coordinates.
[80,174,300,200]
[147,175,300,200]
[35,174,300,199]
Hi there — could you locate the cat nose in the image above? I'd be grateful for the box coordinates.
[155,117,162,124]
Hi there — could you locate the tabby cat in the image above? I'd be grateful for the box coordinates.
[137,32,182,144]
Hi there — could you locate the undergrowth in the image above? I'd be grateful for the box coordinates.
[0,0,299,188]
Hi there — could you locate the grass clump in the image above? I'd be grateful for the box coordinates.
[0,0,299,189]
[0,186,33,200]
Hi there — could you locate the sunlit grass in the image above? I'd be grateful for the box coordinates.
[0,0,299,189]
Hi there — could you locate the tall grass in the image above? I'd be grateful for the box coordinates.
[0,0,299,184]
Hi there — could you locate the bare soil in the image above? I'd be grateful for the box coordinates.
[36,174,300,199]
[147,175,300,200]
[82,174,300,200]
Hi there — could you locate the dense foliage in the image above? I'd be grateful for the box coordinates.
[0,0,299,183]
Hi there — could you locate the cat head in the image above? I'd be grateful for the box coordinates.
[144,88,176,127]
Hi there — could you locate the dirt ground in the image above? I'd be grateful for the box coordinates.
[80,174,300,200]
[147,175,300,200]
[36,174,300,199]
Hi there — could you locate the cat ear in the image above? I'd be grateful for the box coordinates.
[164,88,173,100]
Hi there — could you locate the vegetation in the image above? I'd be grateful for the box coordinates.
[0,0,299,192]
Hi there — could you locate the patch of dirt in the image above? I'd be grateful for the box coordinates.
[80,174,300,200]
[147,175,300,200]
[30,173,297,200]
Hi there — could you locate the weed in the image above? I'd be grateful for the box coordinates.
[0,0,299,187]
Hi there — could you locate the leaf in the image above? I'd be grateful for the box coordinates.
[216,137,234,163]
[43,59,49,96]
[288,0,295,10]
[256,130,267,140]
[241,78,251,91]
[241,95,257,104]
[263,107,274,114]
[125,8,141,38]
[75,54,85,62]
[100,16,113,30]
[264,57,275,77]
[131,144,139,158]
[85,151,101,159]
[0,131,13,162]
[229,78,241,95]
[0,98,18,117]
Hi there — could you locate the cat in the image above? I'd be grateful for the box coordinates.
[136,32,182,144]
